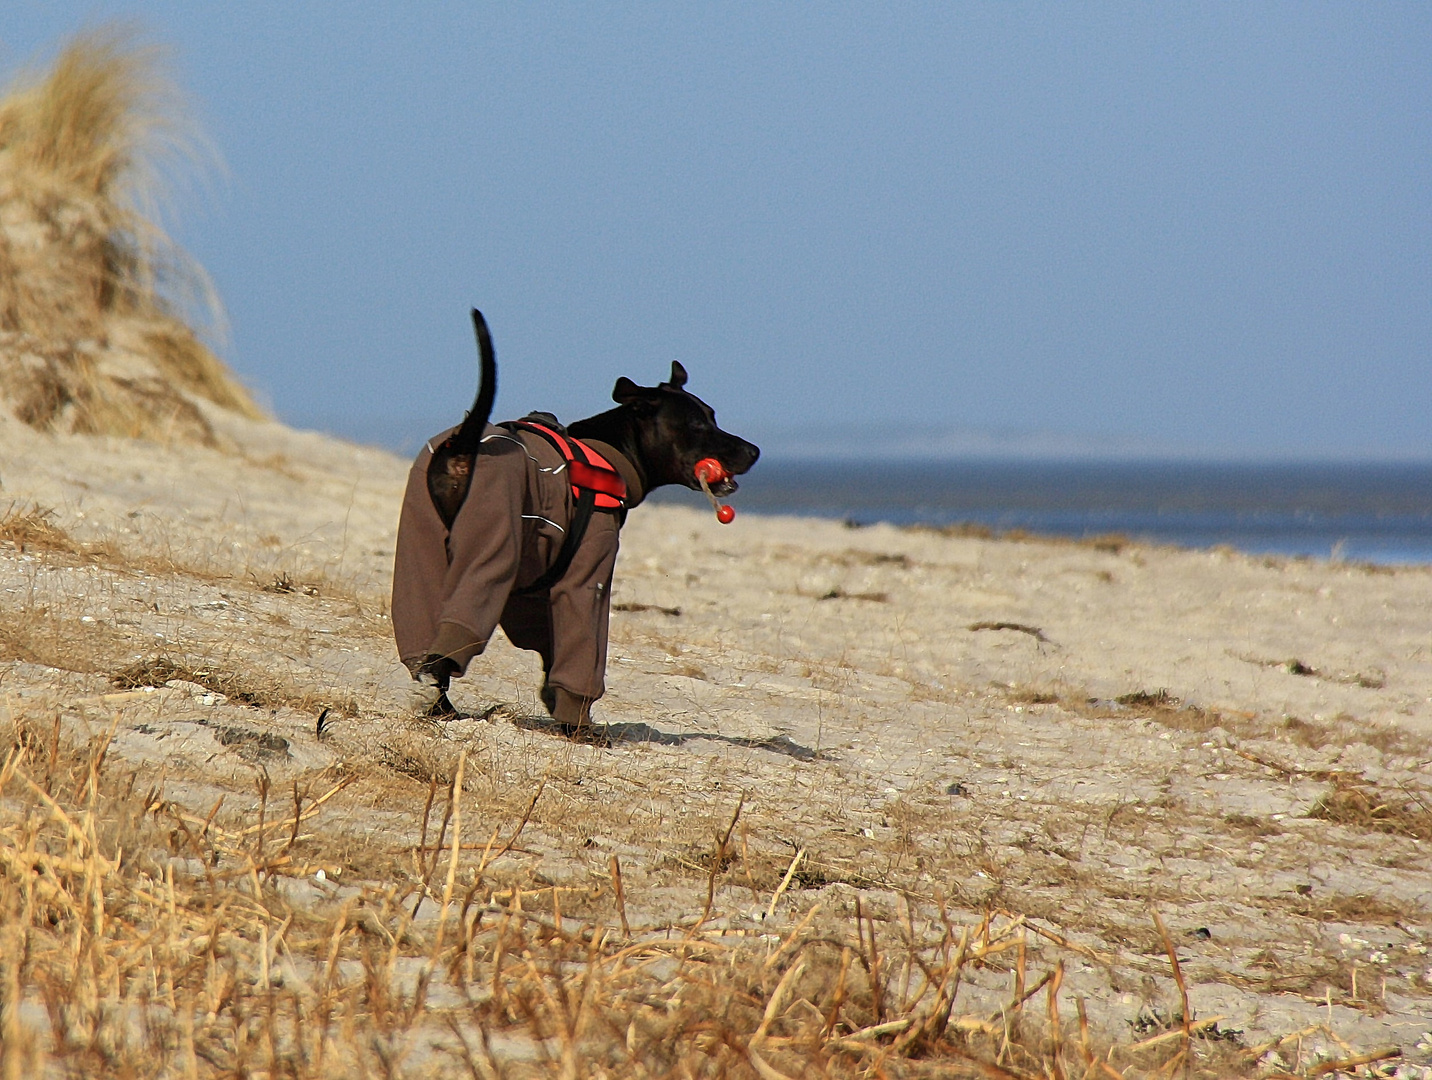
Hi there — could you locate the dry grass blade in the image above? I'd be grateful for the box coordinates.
[1046,960,1065,1080]
[1152,910,1192,1055]
[751,960,806,1045]
[609,854,630,938]
[492,776,545,861]
[695,794,743,930]
[762,902,822,971]
[766,846,805,919]
[1306,1045,1401,1076]
[831,1016,913,1046]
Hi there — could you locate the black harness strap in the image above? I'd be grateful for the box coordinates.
[517,485,596,596]
[503,418,626,596]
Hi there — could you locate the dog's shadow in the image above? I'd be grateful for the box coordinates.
[503,711,822,761]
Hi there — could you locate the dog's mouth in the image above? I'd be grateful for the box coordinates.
[690,458,741,497]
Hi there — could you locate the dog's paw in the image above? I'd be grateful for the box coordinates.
[479,702,524,725]
[560,722,611,747]
[405,682,458,719]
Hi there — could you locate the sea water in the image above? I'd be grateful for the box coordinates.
[649,461,1432,565]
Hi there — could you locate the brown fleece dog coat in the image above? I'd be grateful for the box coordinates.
[391,423,643,725]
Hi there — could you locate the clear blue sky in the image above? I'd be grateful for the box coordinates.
[6,4,1430,459]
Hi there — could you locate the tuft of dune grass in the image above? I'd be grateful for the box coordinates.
[0,25,264,443]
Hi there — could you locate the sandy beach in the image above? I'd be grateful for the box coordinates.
[3,402,1430,1075]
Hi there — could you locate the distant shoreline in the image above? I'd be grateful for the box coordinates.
[648,458,1432,565]
[296,413,1432,468]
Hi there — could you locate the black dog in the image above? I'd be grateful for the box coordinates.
[391,309,759,729]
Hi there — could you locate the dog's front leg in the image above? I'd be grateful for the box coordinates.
[539,515,620,733]
[500,594,599,732]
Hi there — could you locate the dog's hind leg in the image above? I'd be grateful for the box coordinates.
[420,438,527,675]
[393,449,454,672]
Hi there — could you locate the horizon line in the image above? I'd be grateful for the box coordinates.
[289,411,1432,467]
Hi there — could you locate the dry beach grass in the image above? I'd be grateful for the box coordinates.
[3,26,1432,1080]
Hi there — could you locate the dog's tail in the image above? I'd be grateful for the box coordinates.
[451,308,497,455]
[426,308,498,530]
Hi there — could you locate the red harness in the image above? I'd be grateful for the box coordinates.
[509,419,627,511]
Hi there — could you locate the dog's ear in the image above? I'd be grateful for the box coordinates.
[663,361,688,389]
[613,376,662,415]
[612,376,644,404]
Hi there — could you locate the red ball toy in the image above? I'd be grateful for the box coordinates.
[694,458,736,524]
[694,457,730,485]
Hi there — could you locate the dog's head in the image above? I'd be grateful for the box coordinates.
[612,362,760,495]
